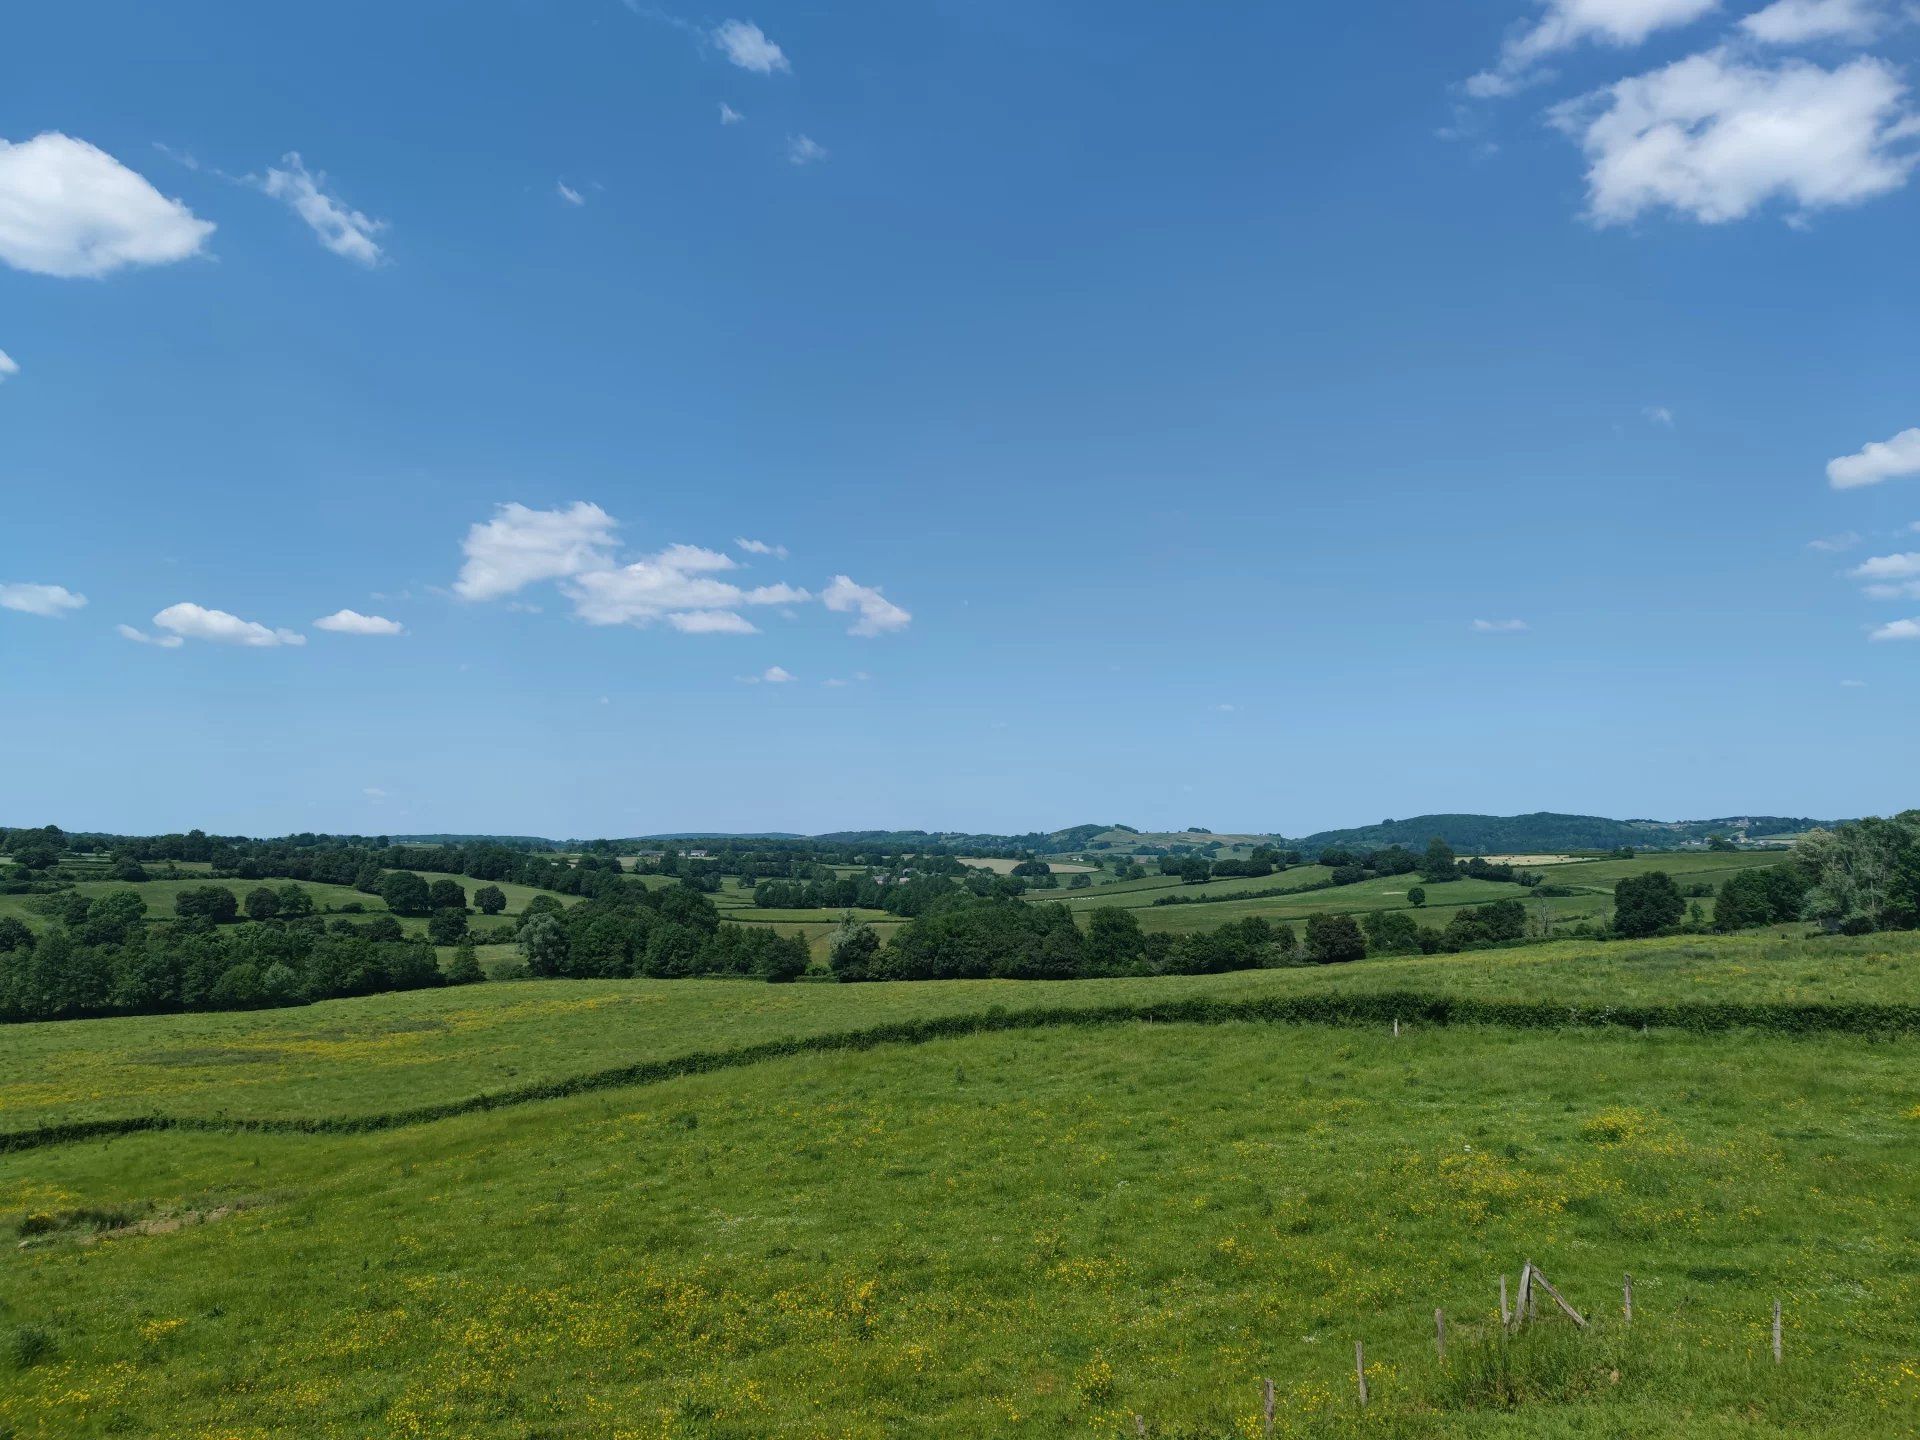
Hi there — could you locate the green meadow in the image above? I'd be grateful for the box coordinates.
[4,995,1918,1437]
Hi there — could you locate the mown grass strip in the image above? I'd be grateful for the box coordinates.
[5,990,1915,1156]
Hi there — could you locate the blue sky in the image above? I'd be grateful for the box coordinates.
[3,0,1919,839]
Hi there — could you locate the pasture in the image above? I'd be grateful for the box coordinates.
[3,970,1918,1437]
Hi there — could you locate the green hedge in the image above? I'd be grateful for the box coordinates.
[4,991,1915,1157]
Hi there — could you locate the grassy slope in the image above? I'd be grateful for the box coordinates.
[4,928,1916,1134]
[2,1023,1916,1437]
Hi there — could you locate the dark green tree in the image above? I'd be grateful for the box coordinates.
[474,884,508,915]
[445,944,486,985]
[1419,837,1458,883]
[244,886,280,922]
[175,885,239,925]
[1303,912,1366,964]
[1614,871,1685,938]
[427,908,470,945]
[427,878,467,911]
[380,871,432,916]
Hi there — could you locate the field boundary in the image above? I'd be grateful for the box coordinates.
[5,990,1915,1157]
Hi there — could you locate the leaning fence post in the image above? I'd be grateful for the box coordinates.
[1263,1377,1275,1436]
[1622,1274,1632,1325]
[1435,1308,1446,1363]
[1772,1299,1782,1364]
[1355,1340,1369,1407]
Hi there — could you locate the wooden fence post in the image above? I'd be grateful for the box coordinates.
[1622,1274,1632,1325]
[1263,1377,1275,1437]
[1772,1299,1782,1365]
[1435,1308,1446,1363]
[1500,1274,1510,1327]
[1355,1340,1369,1407]
[1133,1415,1146,1437]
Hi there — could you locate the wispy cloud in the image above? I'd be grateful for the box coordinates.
[823,575,911,636]
[117,623,183,649]
[1868,617,1920,641]
[1468,0,1719,99]
[556,180,585,206]
[786,134,828,166]
[455,502,619,602]
[257,153,386,266]
[1807,531,1863,552]
[713,19,789,73]
[735,537,788,557]
[720,102,745,125]
[0,348,17,382]
[1472,618,1530,633]
[1644,405,1675,427]
[1741,0,1887,44]
[0,582,86,617]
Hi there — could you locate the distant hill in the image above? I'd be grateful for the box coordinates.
[1290,812,1830,854]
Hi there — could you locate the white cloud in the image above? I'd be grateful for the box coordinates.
[1741,0,1885,43]
[743,582,812,604]
[455,503,901,638]
[1552,51,1920,225]
[153,602,305,648]
[763,665,795,683]
[363,786,387,798]
[0,582,87,617]
[314,608,404,636]
[556,181,585,207]
[116,623,182,648]
[669,609,759,635]
[1868,617,1920,640]
[1807,530,1863,551]
[787,135,828,166]
[1862,582,1920,598]
[1840,677,1868,686]
[735,536,788,557]
[1828,426,1920,488]
[713,19,789,73]
[258,154,385,266]
[455,501,618,601]
[720,103,745,126]
[0,348,17,381]
[1469,0,1720,98]
[0,133,214,278]
[1472,618,1531,632]
[1213,702,1239,712]
[1644,404,1675,426]
[823,574,911,636]
[1849,552,1920,581]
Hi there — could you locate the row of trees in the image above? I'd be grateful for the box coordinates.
[517,885,806,982]
[823,890,1565,984]
[0,899,457,1023]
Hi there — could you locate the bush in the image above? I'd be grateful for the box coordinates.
[11,1324,56,1368]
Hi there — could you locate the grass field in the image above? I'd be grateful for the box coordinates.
[3,984,1917,1436]
[5,927,1915,1134]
